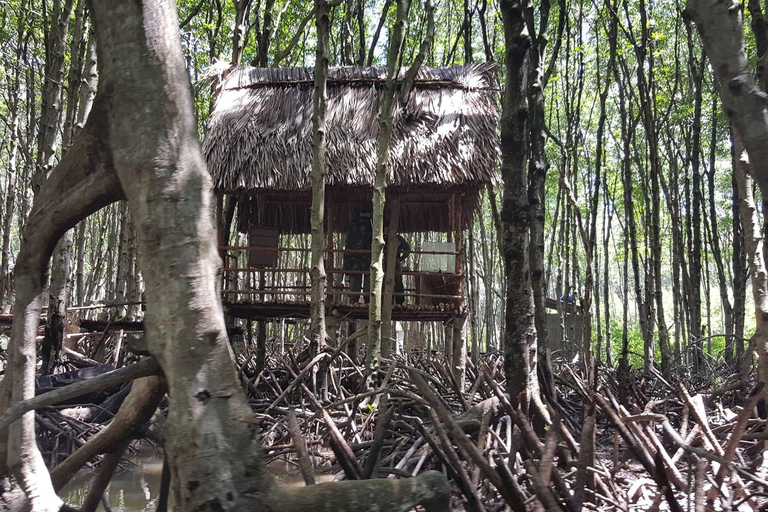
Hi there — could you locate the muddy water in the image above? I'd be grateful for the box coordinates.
[58,445,335,511]
[59,445,166,512]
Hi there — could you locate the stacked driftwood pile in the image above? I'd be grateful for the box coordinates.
[16,326,768,511]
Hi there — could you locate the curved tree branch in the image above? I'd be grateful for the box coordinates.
[50,374,166,491]
[0,95,124,510]
[0,358,160,433]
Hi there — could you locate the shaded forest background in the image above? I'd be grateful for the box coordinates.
[0,0,756,379]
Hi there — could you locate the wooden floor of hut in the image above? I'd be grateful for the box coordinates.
[224,300,466,322]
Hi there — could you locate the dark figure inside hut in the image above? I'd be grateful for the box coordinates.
[343,203,373,303]
[385,233,411,305]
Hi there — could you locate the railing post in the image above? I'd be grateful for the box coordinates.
[325,205,335,306]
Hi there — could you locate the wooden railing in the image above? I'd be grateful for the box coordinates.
[219,246,464,306]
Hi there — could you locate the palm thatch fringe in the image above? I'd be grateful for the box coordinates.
[203,63,500,193]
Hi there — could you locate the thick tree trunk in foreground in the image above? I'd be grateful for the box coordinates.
[688,0,768,197]
[499,0,538,410]
[528,0,556,402]
[688,0,768,398]
[90,2,272,506]
[85,1,450,510]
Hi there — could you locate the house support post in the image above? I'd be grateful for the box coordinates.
[452,316,467,391]
[325,204,336,342]
[216,191,225,263]
[256,320,267,377]
[452,197,466,389]
[444,324,454,369]
[382,197,400,358]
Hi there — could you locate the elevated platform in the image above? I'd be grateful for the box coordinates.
[224,301,466,323]
[220,242,466,325]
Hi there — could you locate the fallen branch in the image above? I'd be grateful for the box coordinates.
[265,352,329,412]
[422,410,486,512]
[593,393,683,512]
[322,407,363,480]
[272,469,451,512]
[50,374,166,490]
[0,358,161,433]
[362,396,395,479]
[287,410,315,486]
[716,382,764,485]
[410,368,520,508]
[63,346,100,367]
[80,441,127,512]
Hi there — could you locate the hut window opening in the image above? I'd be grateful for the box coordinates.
[419,241,456,274]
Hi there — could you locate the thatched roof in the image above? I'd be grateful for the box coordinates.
[203,63,500,193]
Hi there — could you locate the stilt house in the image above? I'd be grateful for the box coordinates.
[203,63,499,331]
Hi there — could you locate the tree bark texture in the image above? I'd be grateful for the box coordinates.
[688,0,768,199]
[688,0,768,398]
[366,0,409,377]
[33,0,76,195]
[527,0,556,402]
[309,0,330,346]
[230,0,253,66]
[2,2,453,510]
[732,142,768,400]
[499,0,538,410]
[381,199,401,358]
[0,97,124,510]
[85,1,450,510]
[89,2,270,507]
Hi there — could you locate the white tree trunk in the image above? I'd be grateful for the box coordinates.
[688,0,768,398]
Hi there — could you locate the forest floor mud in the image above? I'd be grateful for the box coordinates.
[32,336,768,511]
